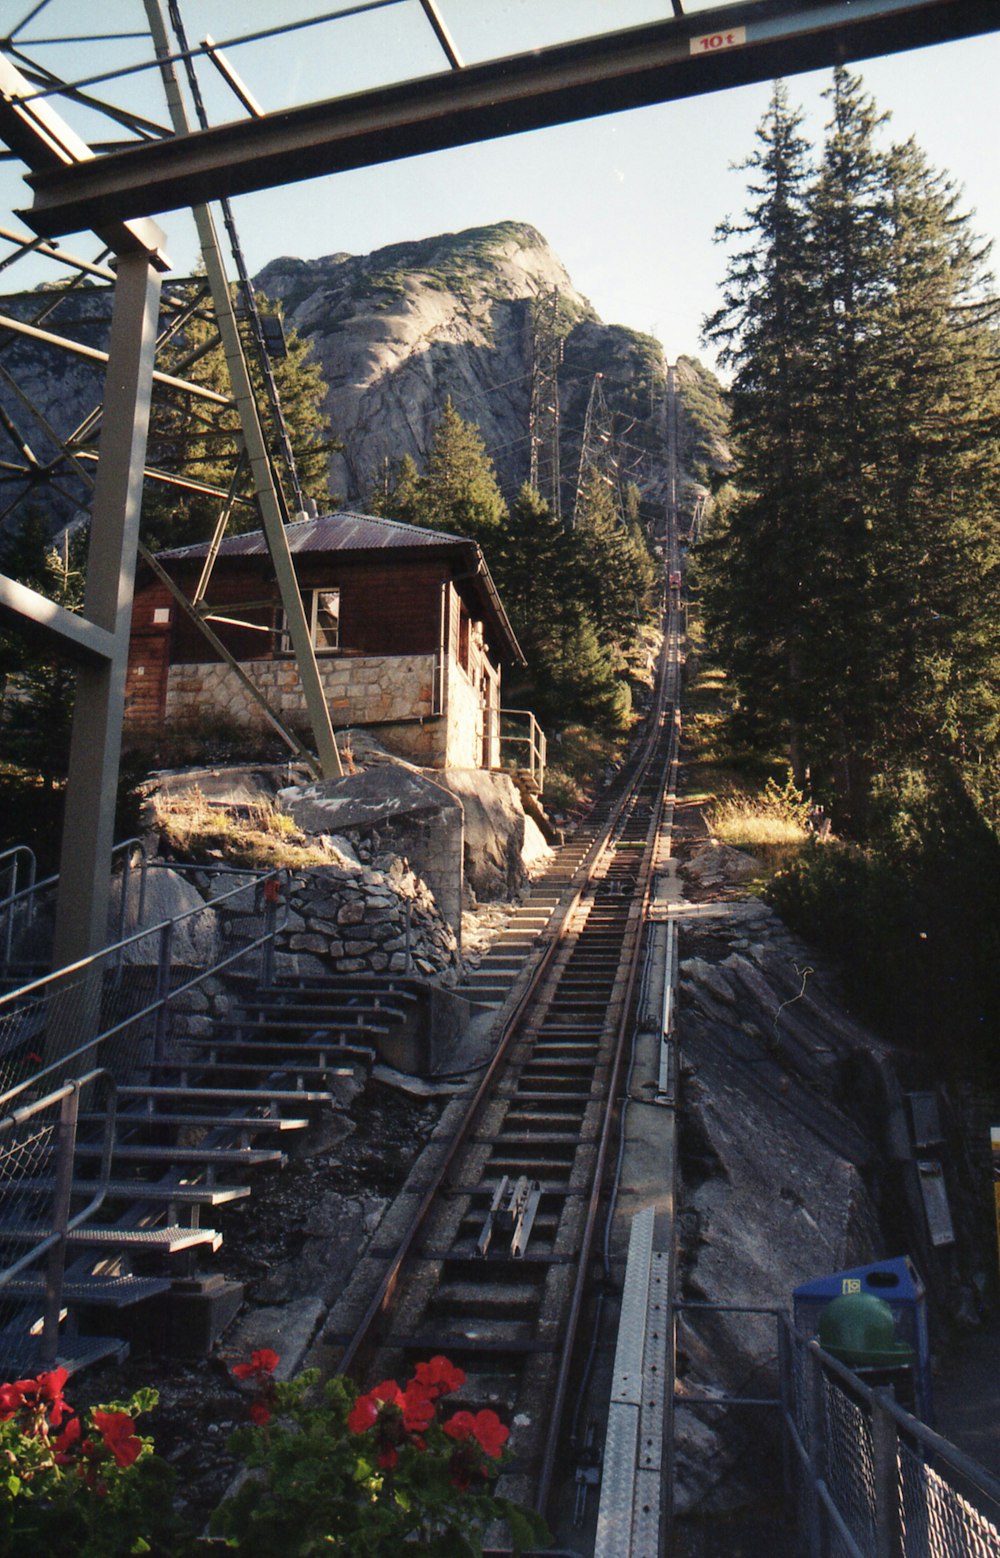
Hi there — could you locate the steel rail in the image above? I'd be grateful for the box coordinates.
[336,591,682,1521]
[333,686,667,1377]
[536,605,682,1515]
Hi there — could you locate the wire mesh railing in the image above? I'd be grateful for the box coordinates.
[0,838,150,988]
[0,862,283,1108]
[0,1068,116,1375]
[0,862,284,1374]
[782,1316,1000,1556]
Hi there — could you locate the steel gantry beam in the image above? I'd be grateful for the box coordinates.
[11,0,998,240]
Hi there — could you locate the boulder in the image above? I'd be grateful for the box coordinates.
[109,865,221,966]
[430,768,542,903]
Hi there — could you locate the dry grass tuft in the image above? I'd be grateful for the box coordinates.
[152,786,333,869]
[706,775,815,873]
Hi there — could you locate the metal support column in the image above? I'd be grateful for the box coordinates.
[51,247,164,979]
[146,0,341,779]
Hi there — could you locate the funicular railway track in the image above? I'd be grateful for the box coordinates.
[330,604,683,1519]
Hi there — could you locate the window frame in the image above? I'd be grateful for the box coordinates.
[277,586,341,655]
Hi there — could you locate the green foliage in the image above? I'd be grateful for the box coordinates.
[0,519,87,791]
[767,767,1000,1085]
[210,1352,549,1557]
[701,68,1000,833]
[375,398,506,549]
[0,1369,192,1557]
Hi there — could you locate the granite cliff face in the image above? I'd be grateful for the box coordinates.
[254,220,695,513]
[0,221,728,541]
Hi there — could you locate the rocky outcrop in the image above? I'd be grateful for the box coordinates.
[671,893,951,1519]
[254,221,691,510]
[278,767,464,939]
[430,767,551,905]
[0,222,729,546]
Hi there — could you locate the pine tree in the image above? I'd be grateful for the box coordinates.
[143,282,333,550]
[573,470,655,655]
[702,81,821,786]
[702,68,1000,829]
[417,398,508,548]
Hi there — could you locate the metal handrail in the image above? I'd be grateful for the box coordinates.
[500,707,547,794]
[0,837,147,979]
[0,868,285,1112]
[0,844,37,969]
[779,1317,1000,1553]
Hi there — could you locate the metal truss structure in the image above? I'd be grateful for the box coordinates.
[0,0,994,984]
[528,289,564,525]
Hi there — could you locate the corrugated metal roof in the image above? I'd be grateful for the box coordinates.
[153,509,526,665]
[156,510,470,562]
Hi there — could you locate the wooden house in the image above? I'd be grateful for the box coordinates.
[124,510,526,771]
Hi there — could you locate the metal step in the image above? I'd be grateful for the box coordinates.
[215,1017,389,1038]
[71,1142,285,1168]
[118,1085,335,1105]
[3,1273,172,1307]
[237,1000,408,1024]
[0,1224,222,1253]
[78,1110,309,1132]
[269,976,421,998]
[13,1179,251,1207]
[147,1060,355,1083]
[1,1332,130,1378]
[185,1037,377,1061]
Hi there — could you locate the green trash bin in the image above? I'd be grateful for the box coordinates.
[817,1292,916,1410]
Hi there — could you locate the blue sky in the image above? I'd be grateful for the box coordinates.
[1,9,998,376]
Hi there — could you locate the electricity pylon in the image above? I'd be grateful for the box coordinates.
[572,371,622,530]
[528,288,563,523]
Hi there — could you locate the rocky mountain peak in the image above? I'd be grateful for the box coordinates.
[253,220,665,509]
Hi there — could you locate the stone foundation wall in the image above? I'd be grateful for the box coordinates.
[165,653,436,733]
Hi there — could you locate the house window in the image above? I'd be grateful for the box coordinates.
[278,588,341,654]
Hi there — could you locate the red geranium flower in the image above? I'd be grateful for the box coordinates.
[0,1381,25,1422]
[347,1378,401,1434]
[2,1368,70,1428]
[442,1408,509,1458]
[411,1356,465,1400]
[232,1348,280,1381]
[248,1400,271,1427]
[53,1415,82,1461]
[92,1410,143,1469]
[399,1382,435,1433]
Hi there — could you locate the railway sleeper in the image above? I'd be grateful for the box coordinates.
[427,1282,543,1319]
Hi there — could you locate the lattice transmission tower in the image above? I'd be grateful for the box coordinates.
[527,288,564,523]
[572,371,623,530]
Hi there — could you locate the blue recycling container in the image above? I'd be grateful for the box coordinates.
[793,1256,933,1423]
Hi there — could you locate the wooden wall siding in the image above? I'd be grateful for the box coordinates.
[124,579,174,727]
[296,559,445,657]
[134,556,450,667]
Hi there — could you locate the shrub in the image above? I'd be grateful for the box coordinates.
[211,1349,549,1556]
[0,1368,190,1556]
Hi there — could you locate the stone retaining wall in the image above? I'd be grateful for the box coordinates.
[276,856,459,981]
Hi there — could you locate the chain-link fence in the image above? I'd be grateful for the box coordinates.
[782,1315,1000,1556]
[0,839,153,989]
[0,1069,116,1375]
[0,862,282,1107]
